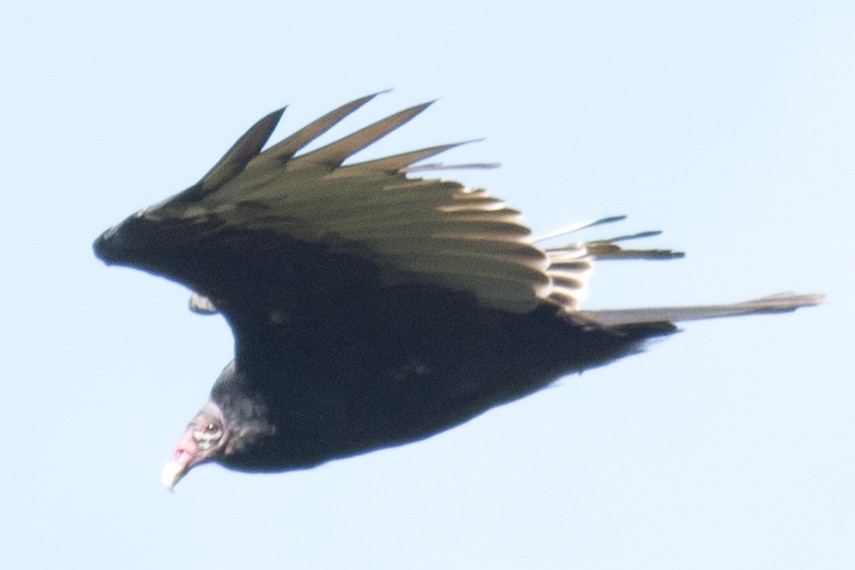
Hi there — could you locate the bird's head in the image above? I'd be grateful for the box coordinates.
[161,402,228,490]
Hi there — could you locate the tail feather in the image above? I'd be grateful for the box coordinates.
[576,292,824,327]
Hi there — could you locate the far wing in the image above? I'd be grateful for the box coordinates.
[575,292,824,327]
[93,94,822,368]
[93,95,558,344]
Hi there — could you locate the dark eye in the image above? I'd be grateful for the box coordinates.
[194,421,223,449]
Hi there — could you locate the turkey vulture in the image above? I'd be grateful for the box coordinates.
[93,93,822,489]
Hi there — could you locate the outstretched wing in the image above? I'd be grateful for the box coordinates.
[93,95,572,356]
[93,94,823,369]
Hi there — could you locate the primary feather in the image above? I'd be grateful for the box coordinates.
[93,94,822,489]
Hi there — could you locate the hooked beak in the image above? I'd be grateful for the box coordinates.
[161,427,201,491]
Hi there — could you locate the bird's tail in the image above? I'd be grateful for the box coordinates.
[573,292,824,327]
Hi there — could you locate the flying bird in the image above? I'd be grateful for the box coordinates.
[93,93,822,489]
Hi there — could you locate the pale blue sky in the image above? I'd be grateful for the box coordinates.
[2,1,852,568]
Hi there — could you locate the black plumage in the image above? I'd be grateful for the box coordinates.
[93,94,822,489]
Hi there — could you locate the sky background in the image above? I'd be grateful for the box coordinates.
[2,1,852,568]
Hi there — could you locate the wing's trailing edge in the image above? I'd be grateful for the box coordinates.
[576,292,824,327]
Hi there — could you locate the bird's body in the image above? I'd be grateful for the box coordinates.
[94,94,821,488]
[211,291,672,473]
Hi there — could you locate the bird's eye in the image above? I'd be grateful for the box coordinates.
[193,421,223,450]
